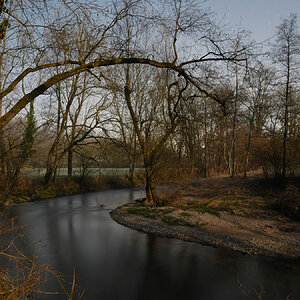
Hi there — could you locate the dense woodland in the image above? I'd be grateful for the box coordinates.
[0,0,299,206]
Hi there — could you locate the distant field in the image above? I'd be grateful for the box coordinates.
[23,168,144,178]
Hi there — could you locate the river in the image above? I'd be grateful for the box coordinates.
[5,188,300,299]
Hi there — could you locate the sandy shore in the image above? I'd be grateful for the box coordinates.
[110,202,300,259]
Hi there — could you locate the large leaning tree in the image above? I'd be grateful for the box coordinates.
[0,0,249,204]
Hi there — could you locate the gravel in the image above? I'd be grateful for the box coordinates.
[110,204,300,259]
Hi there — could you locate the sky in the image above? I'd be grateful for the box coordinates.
[209,0,300,43]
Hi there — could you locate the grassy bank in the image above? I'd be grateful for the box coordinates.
[126,175,300,223]
[112,176,300,259]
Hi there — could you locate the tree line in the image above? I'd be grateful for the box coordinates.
[0,0,299,206]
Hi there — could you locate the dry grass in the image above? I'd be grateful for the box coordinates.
[0,218,84,299]
[166,176,300,220]
[237,280,292,300]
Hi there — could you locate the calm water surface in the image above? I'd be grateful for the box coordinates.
[7,188,300,299]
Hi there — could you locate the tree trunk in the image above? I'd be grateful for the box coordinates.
[45,151,60,185]
[44,165,53,185]
[282,65,289,178]
[204,99,208,178]
[0,133,6,184]
[282,106,288,178]
[231,71,238,177]
[13,167,21,187]
[127,137,137,183]
[4,159,12,191]
[68,147,73,181]
[145,165,162,207]
[244,111,255,177]
[128,158,136,183]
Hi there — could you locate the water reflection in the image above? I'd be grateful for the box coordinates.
[8,188,300,299]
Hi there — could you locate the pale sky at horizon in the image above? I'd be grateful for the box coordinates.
[209,0,300,43]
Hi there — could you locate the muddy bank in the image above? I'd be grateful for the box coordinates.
[110,202,300,259]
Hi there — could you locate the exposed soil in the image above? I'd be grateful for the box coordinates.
[111,175,300,258]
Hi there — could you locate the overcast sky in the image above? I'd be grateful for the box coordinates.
[209,0,300,43]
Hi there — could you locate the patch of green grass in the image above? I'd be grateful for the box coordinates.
[127,203,176,219]
[162,215,193,227]
[187,203,221,217]
[180,212,192,217]
[127,202,210,228]
[199,205,220,216]
[134,200,146,207]
[162,208,175,214]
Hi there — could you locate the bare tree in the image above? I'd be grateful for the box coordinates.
[112,94,139,183]
[0,0,248,131]
[0,0,251,205]
[272,13,300,178]
[123,66,185,206]
[243,62,274,177]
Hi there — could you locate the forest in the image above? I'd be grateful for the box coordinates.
[1,1,300,299]
[0,0,299,207]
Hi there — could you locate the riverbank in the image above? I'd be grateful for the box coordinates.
[111,176,300,258]
[0,175,141,207]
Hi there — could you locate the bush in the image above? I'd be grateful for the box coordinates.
[275,184,300,220]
